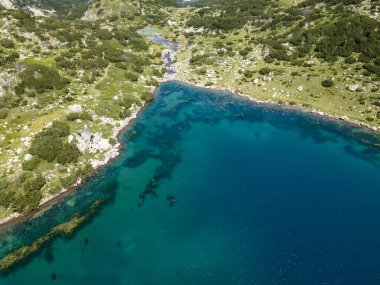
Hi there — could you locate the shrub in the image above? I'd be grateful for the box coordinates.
[259,67,271,75]
[125,72,139,82]
[1,39,15,49]
[24,174,46,192]
[13,190,42,213]
[264,56,274,63]
[363,64,380,76]
[56,143,81,164]
[48,121,70,137]
[66,111,93,121]
[0,108,9,119]
[345,56,356,64]
[60,174,78,188]
[141,91,154,102]
[29,136,63,162]
[239,50,249,56]
[22,156,41,171]
[19,63,69,93]
[321,79,334,88]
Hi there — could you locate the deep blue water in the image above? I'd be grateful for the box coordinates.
[1,81,380,284]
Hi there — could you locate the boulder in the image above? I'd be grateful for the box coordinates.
[348,84,359,92]
[68,104,83,113]
[0,0,14,9]
[24,154,33,161]
[76,126,93,153]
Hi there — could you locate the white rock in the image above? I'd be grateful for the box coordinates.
[20,137,31,146]
[68,104,83,113]
[348,84,359,92]
[27,6,46,17]
[0,72,15,97]
[297,86,304,92]
[263,76,271,82]
[0,0,14,9]
[68,135,74,144]
[76,126,93,153]
[24,154,33,161]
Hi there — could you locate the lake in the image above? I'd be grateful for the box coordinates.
[1,81,380,284]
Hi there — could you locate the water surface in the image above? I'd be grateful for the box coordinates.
[1,81,380,284]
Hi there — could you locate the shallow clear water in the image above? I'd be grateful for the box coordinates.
[1,81,380,284]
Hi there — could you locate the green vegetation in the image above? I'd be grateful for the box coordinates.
[188,0,277,31]
[0,109,9,119]
[0,0,170,218]
[22,157,41,171]
[66,111,93,121]
[23,174,46,192]
[29,121,80,164]
[0,0,378,232]
[321,79,334,88]
[18,63,69,94]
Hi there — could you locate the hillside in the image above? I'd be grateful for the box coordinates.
[168,0,380,127]
[0,0,379,221]
[0,0,173,219]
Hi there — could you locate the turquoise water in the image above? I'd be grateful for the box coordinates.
[1,81,380,284]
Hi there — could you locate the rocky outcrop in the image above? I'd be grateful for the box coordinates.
[348,84,359,92]
[0,0,14,9]
[0,72,15,97]
[76,126,111,154]
[68,104,83,113]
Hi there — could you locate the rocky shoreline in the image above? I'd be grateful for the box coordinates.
[1,31,380,231]
[169,76,380,136]
[0,28,175,231]
[0,107,143,230]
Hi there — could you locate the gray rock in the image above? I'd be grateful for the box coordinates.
[68,104,83,113]
[348,84,359,92]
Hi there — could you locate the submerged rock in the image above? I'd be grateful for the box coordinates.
[166,195,176,207]
[51,272,57,281]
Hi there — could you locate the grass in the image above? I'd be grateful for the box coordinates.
[167,7,380,128]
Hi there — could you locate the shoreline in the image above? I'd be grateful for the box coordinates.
[1,37,380,231]
[0,106,145,230]
[1,80,380,230]
[167,78,380,136]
